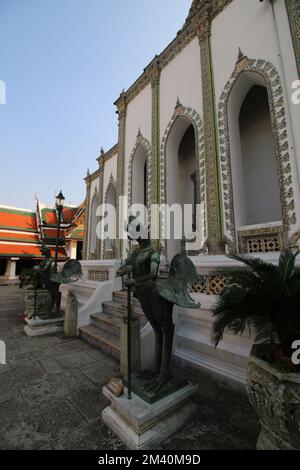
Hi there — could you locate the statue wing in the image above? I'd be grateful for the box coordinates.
[158,253,200,309]
[50,260,82,284]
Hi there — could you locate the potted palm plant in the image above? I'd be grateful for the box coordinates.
[211,250,300,450]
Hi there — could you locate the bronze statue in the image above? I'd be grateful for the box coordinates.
[117,217,200,393]
[21,244,82,316]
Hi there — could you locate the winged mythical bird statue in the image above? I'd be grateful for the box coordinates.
[22,244,82,316]
[117,216,200,393]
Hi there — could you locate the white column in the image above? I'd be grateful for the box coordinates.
[4,258,18,280]
[70,241,77,260]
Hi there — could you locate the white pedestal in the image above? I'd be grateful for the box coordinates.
[24,315,64,337]
[102,382,199,450]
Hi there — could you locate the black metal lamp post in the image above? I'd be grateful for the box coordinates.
[54,190,65,272]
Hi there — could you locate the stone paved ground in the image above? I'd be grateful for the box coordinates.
[0,285,260,450]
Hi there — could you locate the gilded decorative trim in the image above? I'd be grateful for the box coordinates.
[96,151,105,258]
[150,61,161,241]
[97,143,118,163]
[218,51,296,250]
[285,0,300,78]
[86,167,100,183]
[160,103,206,254]
[82,178,91,260]
[198,19,223,254]
[115,92,127,258]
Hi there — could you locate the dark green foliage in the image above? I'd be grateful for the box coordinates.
[211,250,300,358]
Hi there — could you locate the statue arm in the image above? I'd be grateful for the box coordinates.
[116,256,133,277]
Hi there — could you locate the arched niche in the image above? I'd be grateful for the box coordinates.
[218,53,296,252]
[103,177,117,259]
[160,104,206,261]
[89,190,99,258]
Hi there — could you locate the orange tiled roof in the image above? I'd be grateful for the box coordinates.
[0,230,40,243]
[0,207,37,232]
[0,243,67,259]
[40,206,80,227]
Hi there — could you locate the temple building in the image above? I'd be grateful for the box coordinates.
[0,198,85,284]
[79,0,300,386]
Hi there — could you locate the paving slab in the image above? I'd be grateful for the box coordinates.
[0,286,260,450]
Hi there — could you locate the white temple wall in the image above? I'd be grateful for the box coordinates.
[124,84,152,200]
[211,0,282,100]
[160,37,202,137]
[103,153,117,198]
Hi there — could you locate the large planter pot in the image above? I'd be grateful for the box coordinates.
[246,349,300,450]
[23,287,53,318]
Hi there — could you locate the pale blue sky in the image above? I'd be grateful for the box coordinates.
[0,0,191,209]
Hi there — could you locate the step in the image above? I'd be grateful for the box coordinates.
[113,290,142,309]
[91,312,123,337]
[102,300,145,320]
[79,324,120,360]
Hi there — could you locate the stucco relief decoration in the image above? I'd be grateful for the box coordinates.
[160,102,206,247]
[217,49,296,246]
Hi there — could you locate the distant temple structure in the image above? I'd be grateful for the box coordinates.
[0,198,85,284]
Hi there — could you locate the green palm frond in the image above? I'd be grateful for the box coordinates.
[210,250,300,355]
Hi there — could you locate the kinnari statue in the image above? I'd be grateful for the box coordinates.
[117,216,200,394]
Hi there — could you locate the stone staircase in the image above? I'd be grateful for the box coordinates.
[78,290,147,360]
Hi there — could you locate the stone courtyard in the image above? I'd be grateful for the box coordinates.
[0,285,259,450]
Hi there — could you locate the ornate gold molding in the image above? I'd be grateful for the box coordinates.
[96,144,118,164]
[82,172,91,260]
[198,17,223,254]
[115,91,128,258]
[150,60,161,236]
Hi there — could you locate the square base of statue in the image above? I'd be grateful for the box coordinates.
[122,368,188,404]
[102,382,198,450]
[24,314,64,337]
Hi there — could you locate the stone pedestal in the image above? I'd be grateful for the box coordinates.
[102,382,199,450]
[64,290,78,338]
[23,288,53,319]
[24,315,64,337]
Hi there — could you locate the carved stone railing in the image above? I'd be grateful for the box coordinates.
[192,274,230,295]
[87,270,109,282]
[238,223,285,254]
[79,259,121,283]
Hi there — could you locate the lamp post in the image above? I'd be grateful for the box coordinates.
[54,190,65,272]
